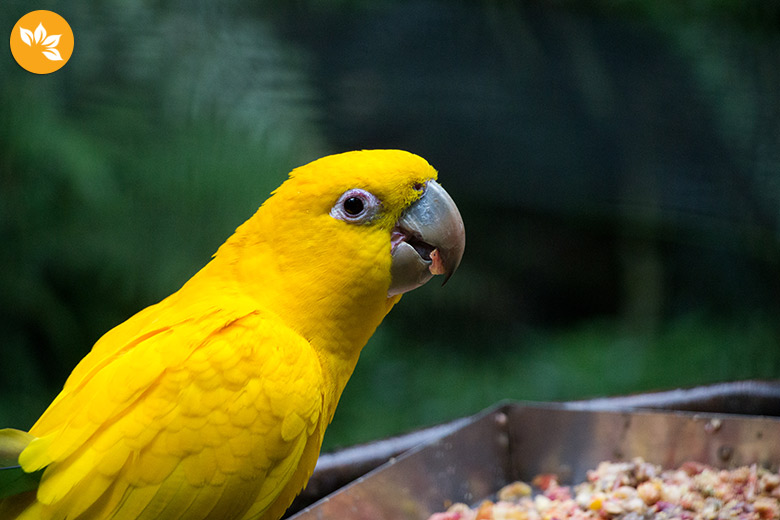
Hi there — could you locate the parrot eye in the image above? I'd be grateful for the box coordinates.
[330,189,381,224]
[343,197,364,215]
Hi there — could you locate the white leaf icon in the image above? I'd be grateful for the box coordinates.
[42,34,61,48]
[18,22,65,62]
[42,48,63,61]
[34,23,46,44]
[20,27,33,46]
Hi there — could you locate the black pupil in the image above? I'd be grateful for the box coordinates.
[343,196,364,216]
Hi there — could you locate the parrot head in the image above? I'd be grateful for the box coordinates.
[285,149,465,296]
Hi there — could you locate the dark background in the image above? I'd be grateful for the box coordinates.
[2,0,779,451]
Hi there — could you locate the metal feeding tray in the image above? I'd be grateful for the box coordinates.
[288,382,780,520]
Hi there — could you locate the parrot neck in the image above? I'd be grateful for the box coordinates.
[270,288,399,422]
[210,220,401,421]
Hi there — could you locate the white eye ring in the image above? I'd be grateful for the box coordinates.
[330,189,381,224]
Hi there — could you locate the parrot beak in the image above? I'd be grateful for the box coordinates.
[388,180,465,297]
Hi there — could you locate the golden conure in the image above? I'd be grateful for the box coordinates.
[0,150,466,520]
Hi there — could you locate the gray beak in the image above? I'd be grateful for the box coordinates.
[388,180,465,297]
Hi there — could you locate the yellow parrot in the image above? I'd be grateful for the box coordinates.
[0,150,465,520]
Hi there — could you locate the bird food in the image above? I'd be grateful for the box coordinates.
[427,458,780,520]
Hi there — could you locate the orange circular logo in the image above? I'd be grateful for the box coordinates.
[10,10,74,74]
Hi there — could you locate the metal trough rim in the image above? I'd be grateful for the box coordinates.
[288,381,780,519]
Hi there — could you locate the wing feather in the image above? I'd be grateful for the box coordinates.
[17,293,325,520]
